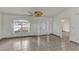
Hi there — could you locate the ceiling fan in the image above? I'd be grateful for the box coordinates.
[27,10,44,17]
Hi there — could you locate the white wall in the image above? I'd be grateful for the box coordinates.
[0,13,54,38]
[69,8,79,43]
[52,10,72,37]
[70,15,79,43]
[55,8,79,43]
[53,16,62,37]
[63,8,79,43]
[0,14,2,39]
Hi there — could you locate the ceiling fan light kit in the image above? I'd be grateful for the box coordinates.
[34,11,43,17]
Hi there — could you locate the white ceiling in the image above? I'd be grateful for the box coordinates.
[0,7,67,17]
[0,7,30,15]
[31,7,67,16]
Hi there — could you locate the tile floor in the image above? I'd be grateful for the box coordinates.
[0,33,79,51]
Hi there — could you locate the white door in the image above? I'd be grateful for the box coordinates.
[36,20,49,35]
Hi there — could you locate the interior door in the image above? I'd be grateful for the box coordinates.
[36,20,49,35]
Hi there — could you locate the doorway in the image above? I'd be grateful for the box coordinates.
[61,17,70,50]
[62,18,70,38]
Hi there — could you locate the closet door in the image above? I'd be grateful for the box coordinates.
[36,20,50,35]
[31,21,38,35]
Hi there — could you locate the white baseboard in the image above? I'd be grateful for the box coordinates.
[0,33,61,39]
